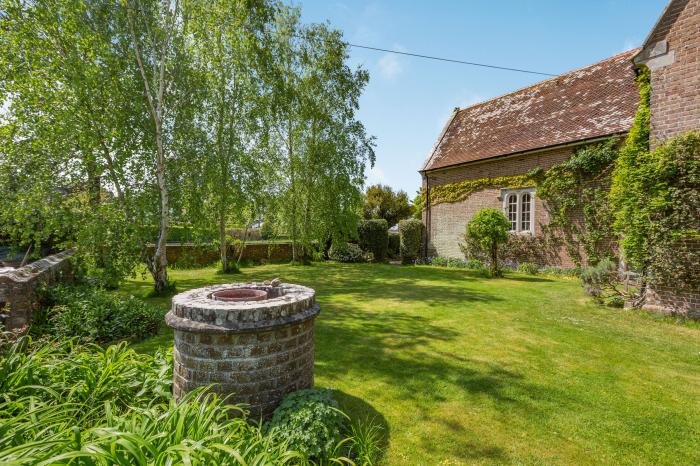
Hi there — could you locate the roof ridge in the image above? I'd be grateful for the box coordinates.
[453,48,640,115]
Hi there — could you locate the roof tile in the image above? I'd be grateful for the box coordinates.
[423,49,640,171]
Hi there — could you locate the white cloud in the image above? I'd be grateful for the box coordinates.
[378,53,403,80]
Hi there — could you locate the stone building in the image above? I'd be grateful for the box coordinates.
[633,0,699,317]
[420,50,640,266]
[420,0,698,316]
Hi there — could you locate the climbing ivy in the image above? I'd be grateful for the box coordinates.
[529,138,620,266]
[418,174,532,209]
[610,67,700,288]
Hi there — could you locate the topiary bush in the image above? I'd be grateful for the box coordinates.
[464,208,511,277]
[37,284,161,343]
[329,242,365,263]
[388,233,400,259]
[358,219,389,262]
[399,218,423,264]
[266,388,346,461]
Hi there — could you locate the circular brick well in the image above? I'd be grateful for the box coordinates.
[166,282,320,418]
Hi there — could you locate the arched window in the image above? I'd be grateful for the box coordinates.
[520,193,531,232]
[507,194,518,231]
[501,188,535,234]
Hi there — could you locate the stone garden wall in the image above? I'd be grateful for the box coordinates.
[0,249,75,331]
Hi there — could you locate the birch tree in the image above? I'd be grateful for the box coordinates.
[123,0,183,292]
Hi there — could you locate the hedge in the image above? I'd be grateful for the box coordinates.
[399,219,423,264]
[358,219,389,262]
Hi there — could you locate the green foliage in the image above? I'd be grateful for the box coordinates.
[38,285,161,343]
[530,138,619,266]
[0,336,172,425]
[539,266,582,278]
[465,208,511,277]
[580,258,626,304]
[348,418,385,466]
[329,242,366,263]
[387,233,400,259]
[427,174,532,206]
[0,336,312,465]
[398,219,423,264]
[358,219,389,262]
[363,184,414,227]
[260,220,275,240]
[610,67,699,289]
[0,0,375,291]
[605,295,626,308]
[267,388,347,461]
[517,262,539,275]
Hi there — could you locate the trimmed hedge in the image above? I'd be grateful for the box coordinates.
[358,219,389,262]
[399,219,423,264]
[388,233,400,259]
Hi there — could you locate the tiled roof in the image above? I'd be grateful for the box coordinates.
[422,49,640,172]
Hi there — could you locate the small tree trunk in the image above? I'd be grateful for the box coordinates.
[491,243,499,277]
[219,213,228,273]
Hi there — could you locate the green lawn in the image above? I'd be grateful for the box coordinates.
[124,263,700,465]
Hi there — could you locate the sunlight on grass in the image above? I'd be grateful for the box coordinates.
[125,262,700,465]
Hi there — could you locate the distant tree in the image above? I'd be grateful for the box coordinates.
[363,184,413,227]
[465,208,511,277]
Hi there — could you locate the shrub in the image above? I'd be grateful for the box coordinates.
[39,284,161,343]
[358,219,389,262]
[605,295,626,308]
[465,258,484,270]
[464,208,511,277]
[580,258,625,304]
[0,337,319,465]
[517,262,539,275]
[267,388,346,461]
[329,242,365,263]
[388,233,400,259]
[399,218,423,264]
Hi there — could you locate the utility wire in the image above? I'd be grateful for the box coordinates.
[346,43,557,77]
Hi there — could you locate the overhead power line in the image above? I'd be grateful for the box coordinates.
[346,43,558,77]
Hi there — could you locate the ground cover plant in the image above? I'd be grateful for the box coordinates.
[124,262,700,465]
[33,284,161,343]
[0,333,378,465]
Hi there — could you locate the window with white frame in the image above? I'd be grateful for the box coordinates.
[501,188,535,233]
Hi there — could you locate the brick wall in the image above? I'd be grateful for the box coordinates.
[635,0,700,318]
[0,249,75,331]
[423,144,590,267]
[637,0,700,147]
[167,283,319,418]
[147,242,297,267]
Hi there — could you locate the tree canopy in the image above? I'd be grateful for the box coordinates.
[0,0,374,290]
[362,184,413,228]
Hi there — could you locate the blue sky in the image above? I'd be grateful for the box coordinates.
[295,0,668,195]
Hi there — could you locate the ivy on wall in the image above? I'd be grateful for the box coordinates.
[528,138,619,266]
[418,174,532,210]
[421,67,699,290]
[610,67,700,288]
